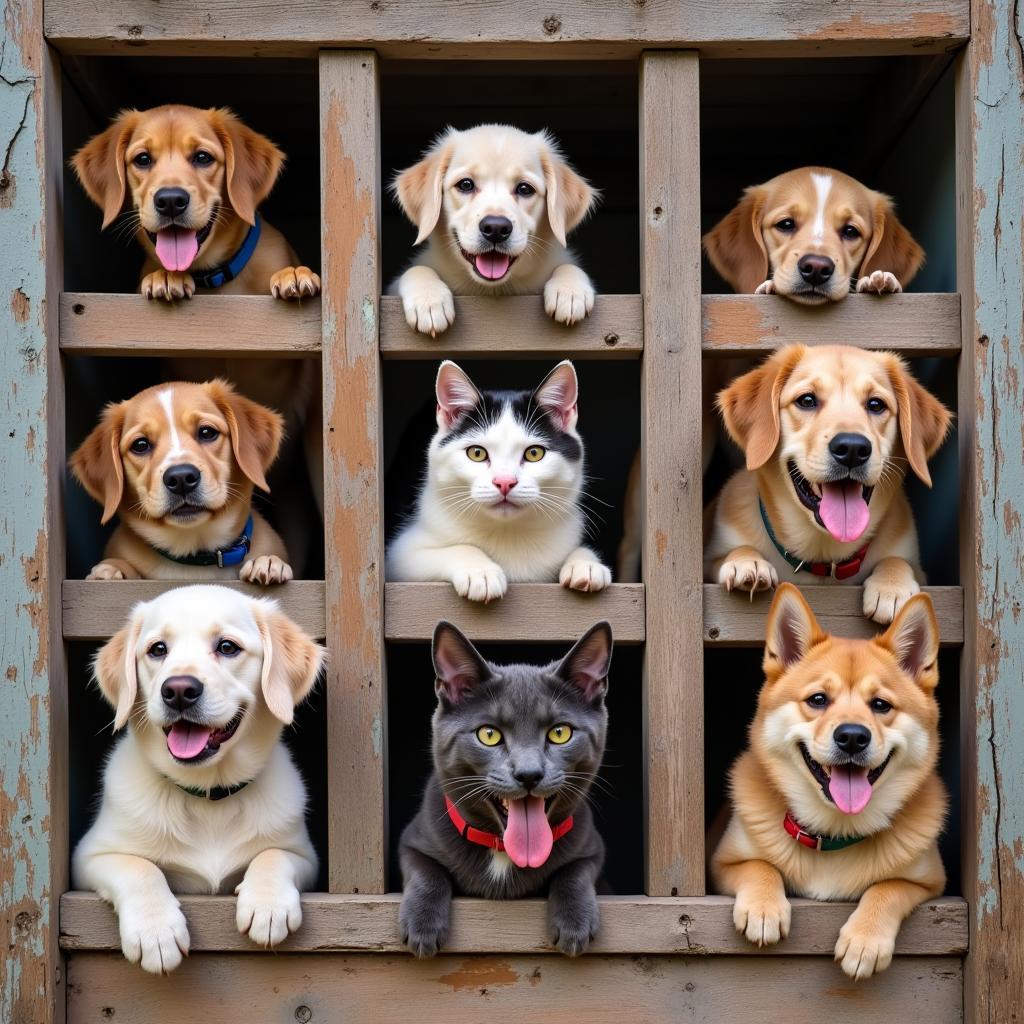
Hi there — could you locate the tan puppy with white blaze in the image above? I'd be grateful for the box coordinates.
[391,124,598,335]
[73,586,325,973]
[706,344,951,624]
[713,584,947,980]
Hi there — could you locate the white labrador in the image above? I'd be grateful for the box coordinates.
[72,585,325,973]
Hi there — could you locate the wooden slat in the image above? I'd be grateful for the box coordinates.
[61,580,327,640]
[384,583,644,643]
[320,51,386,894]
[703,585,964,646]
[379,294,642,359]
[641,52,704,898]
[44,1,969,58]
[701,293,961,357]
[59,294,321,357]
[59,892,967,956]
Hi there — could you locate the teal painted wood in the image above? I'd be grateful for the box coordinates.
[0,1,64,1021]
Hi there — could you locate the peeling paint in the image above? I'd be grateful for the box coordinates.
[437,958,519,992]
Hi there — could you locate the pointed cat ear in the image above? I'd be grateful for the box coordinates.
[556,621,613,703]
[432,621,491,704]
[436,360,482,430]
[533,360,578,431]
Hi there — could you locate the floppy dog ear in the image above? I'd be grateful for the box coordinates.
[556,621,613,703]
[539,137,596,247]
[859,192,924,287]
[72,110,142,229]
[717,345,805,471]
[703,185,769,294]
[211,108,285,226]
[877,593,939,691]
[394,131,456,246]
[207,379,284,492]
[432,621,492,706]
[764,584,827,677]
[254,604,325,725]
[533,360,578,432]
[885,355,952,487]
[93,610,143,731]
[69,402,127,525]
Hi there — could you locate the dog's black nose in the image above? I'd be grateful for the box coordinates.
[833,723,871,755]
[797,254,835,285]
[163,463,201,496]
[479,215,513,242]
[161,675,204,711]
[829,432,872,468]
[153,187,190,217]
[513,767,544,791]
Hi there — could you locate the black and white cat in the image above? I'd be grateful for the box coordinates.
[399,620,612,958]
[386,360,611,602]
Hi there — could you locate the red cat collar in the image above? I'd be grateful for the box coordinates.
[445,795,574,852]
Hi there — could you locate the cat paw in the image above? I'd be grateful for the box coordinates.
[235,878,302,949]
[855,270,902,295]
[733,891,791,947]
[834,916,896,979]
[270,265,320,299]
[86,562,126,581]
[141,270,194,301]
[402,280,455,337]
[452,564,507,603]
[399,902,449,959]
[559,558,612,593]
[718,556,778,595]
[549,894,600,957]
[239,555,293,586]
[862,574,919,624]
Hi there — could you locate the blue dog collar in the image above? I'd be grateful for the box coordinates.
[153,515,253,568]
[191,213,261,290]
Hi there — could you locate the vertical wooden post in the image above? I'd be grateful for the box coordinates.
[955,3,1024,1018]
[319,51,386,894]
[0,4,67,1020]
[639,51,704,897]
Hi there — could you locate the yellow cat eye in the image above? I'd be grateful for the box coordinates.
[524,445,546,463]
[476,725,503,746]
[466,446,489,462]
[547,724,573,745]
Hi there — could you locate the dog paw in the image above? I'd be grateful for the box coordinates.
[235,879,302,949]
[399,901,450,959]
[402,281,455,337]
[862,575,919,624]
[270,266,321,299]
[141,270,195,301]
[549,895,600,957]
[559,557,612,593]
[452,563,507,603]
[855,270,902,295]
[834,918,895,979]
[86,562,126,581]
[733,892,791,947]
[544,275,595,326]
[118,895,190,974]
[240,555,294,586]
[754,279,777,295]
[719,556,778,595]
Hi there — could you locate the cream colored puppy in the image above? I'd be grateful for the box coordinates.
[73,586,325,973]
[390,124,597,335]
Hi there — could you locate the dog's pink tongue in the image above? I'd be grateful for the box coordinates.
[503,795,553,868]
[819,480,870,543]
[828,764,873,815]
[154,227,199,272]
[475,251,510,280]
[166,721,211,760]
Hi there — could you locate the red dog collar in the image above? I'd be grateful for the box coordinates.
[445,795,573,853]
[759,499,869,580]
[783,811,866,852]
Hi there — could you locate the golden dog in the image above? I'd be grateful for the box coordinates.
[70,380,291,584]
[704,167,923,304]
[705,344,951,624]
[712,583,947,980]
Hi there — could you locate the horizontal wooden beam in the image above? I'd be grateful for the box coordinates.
[44,2,968,58]
[703,584,964,646]
[701,294,961,357]
[59,892,967,956]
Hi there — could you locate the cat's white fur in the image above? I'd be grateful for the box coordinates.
[386,360,611,603]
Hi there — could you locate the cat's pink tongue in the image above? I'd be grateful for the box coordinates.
[818,480,870,543]
[503,795,553,868]
[474,251,510,280]
[166,721,211,760]
[828,764,873,815]
[154,226,199,272]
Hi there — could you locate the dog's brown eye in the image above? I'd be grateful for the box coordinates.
[806,692,828,708]
[132,152,152,169]
[841,224,861,241]
[193,150,214,167]
[795,393,818,410]
[216,639,241,657]
[148,641,168,659]
[515,182,536,198]
[870,697,893,714]
[775,218,796,233]
[455,178,475,194]
[129,437,152,455]
[865,397,886,415]
[197,425,219,443]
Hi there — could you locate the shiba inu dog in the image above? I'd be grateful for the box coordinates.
[712,583,947,979]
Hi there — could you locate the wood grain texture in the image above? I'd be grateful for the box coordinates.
[59,294,321,356]
[701,294,961,357]
[385,583,644,643]
[44,1,969,58]
[61,580,327,640]
[640,52,704,897]
[59,892,968,956]
[320,51,386,894]
[64,951,963,1023]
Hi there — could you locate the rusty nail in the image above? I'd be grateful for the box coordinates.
[604,332,619,346]
[295,1007,312,1024]
[707,626,720,640]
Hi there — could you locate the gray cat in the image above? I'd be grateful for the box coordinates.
[399,620,612,958]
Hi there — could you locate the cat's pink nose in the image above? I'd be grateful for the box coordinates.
[492,475,518,496]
